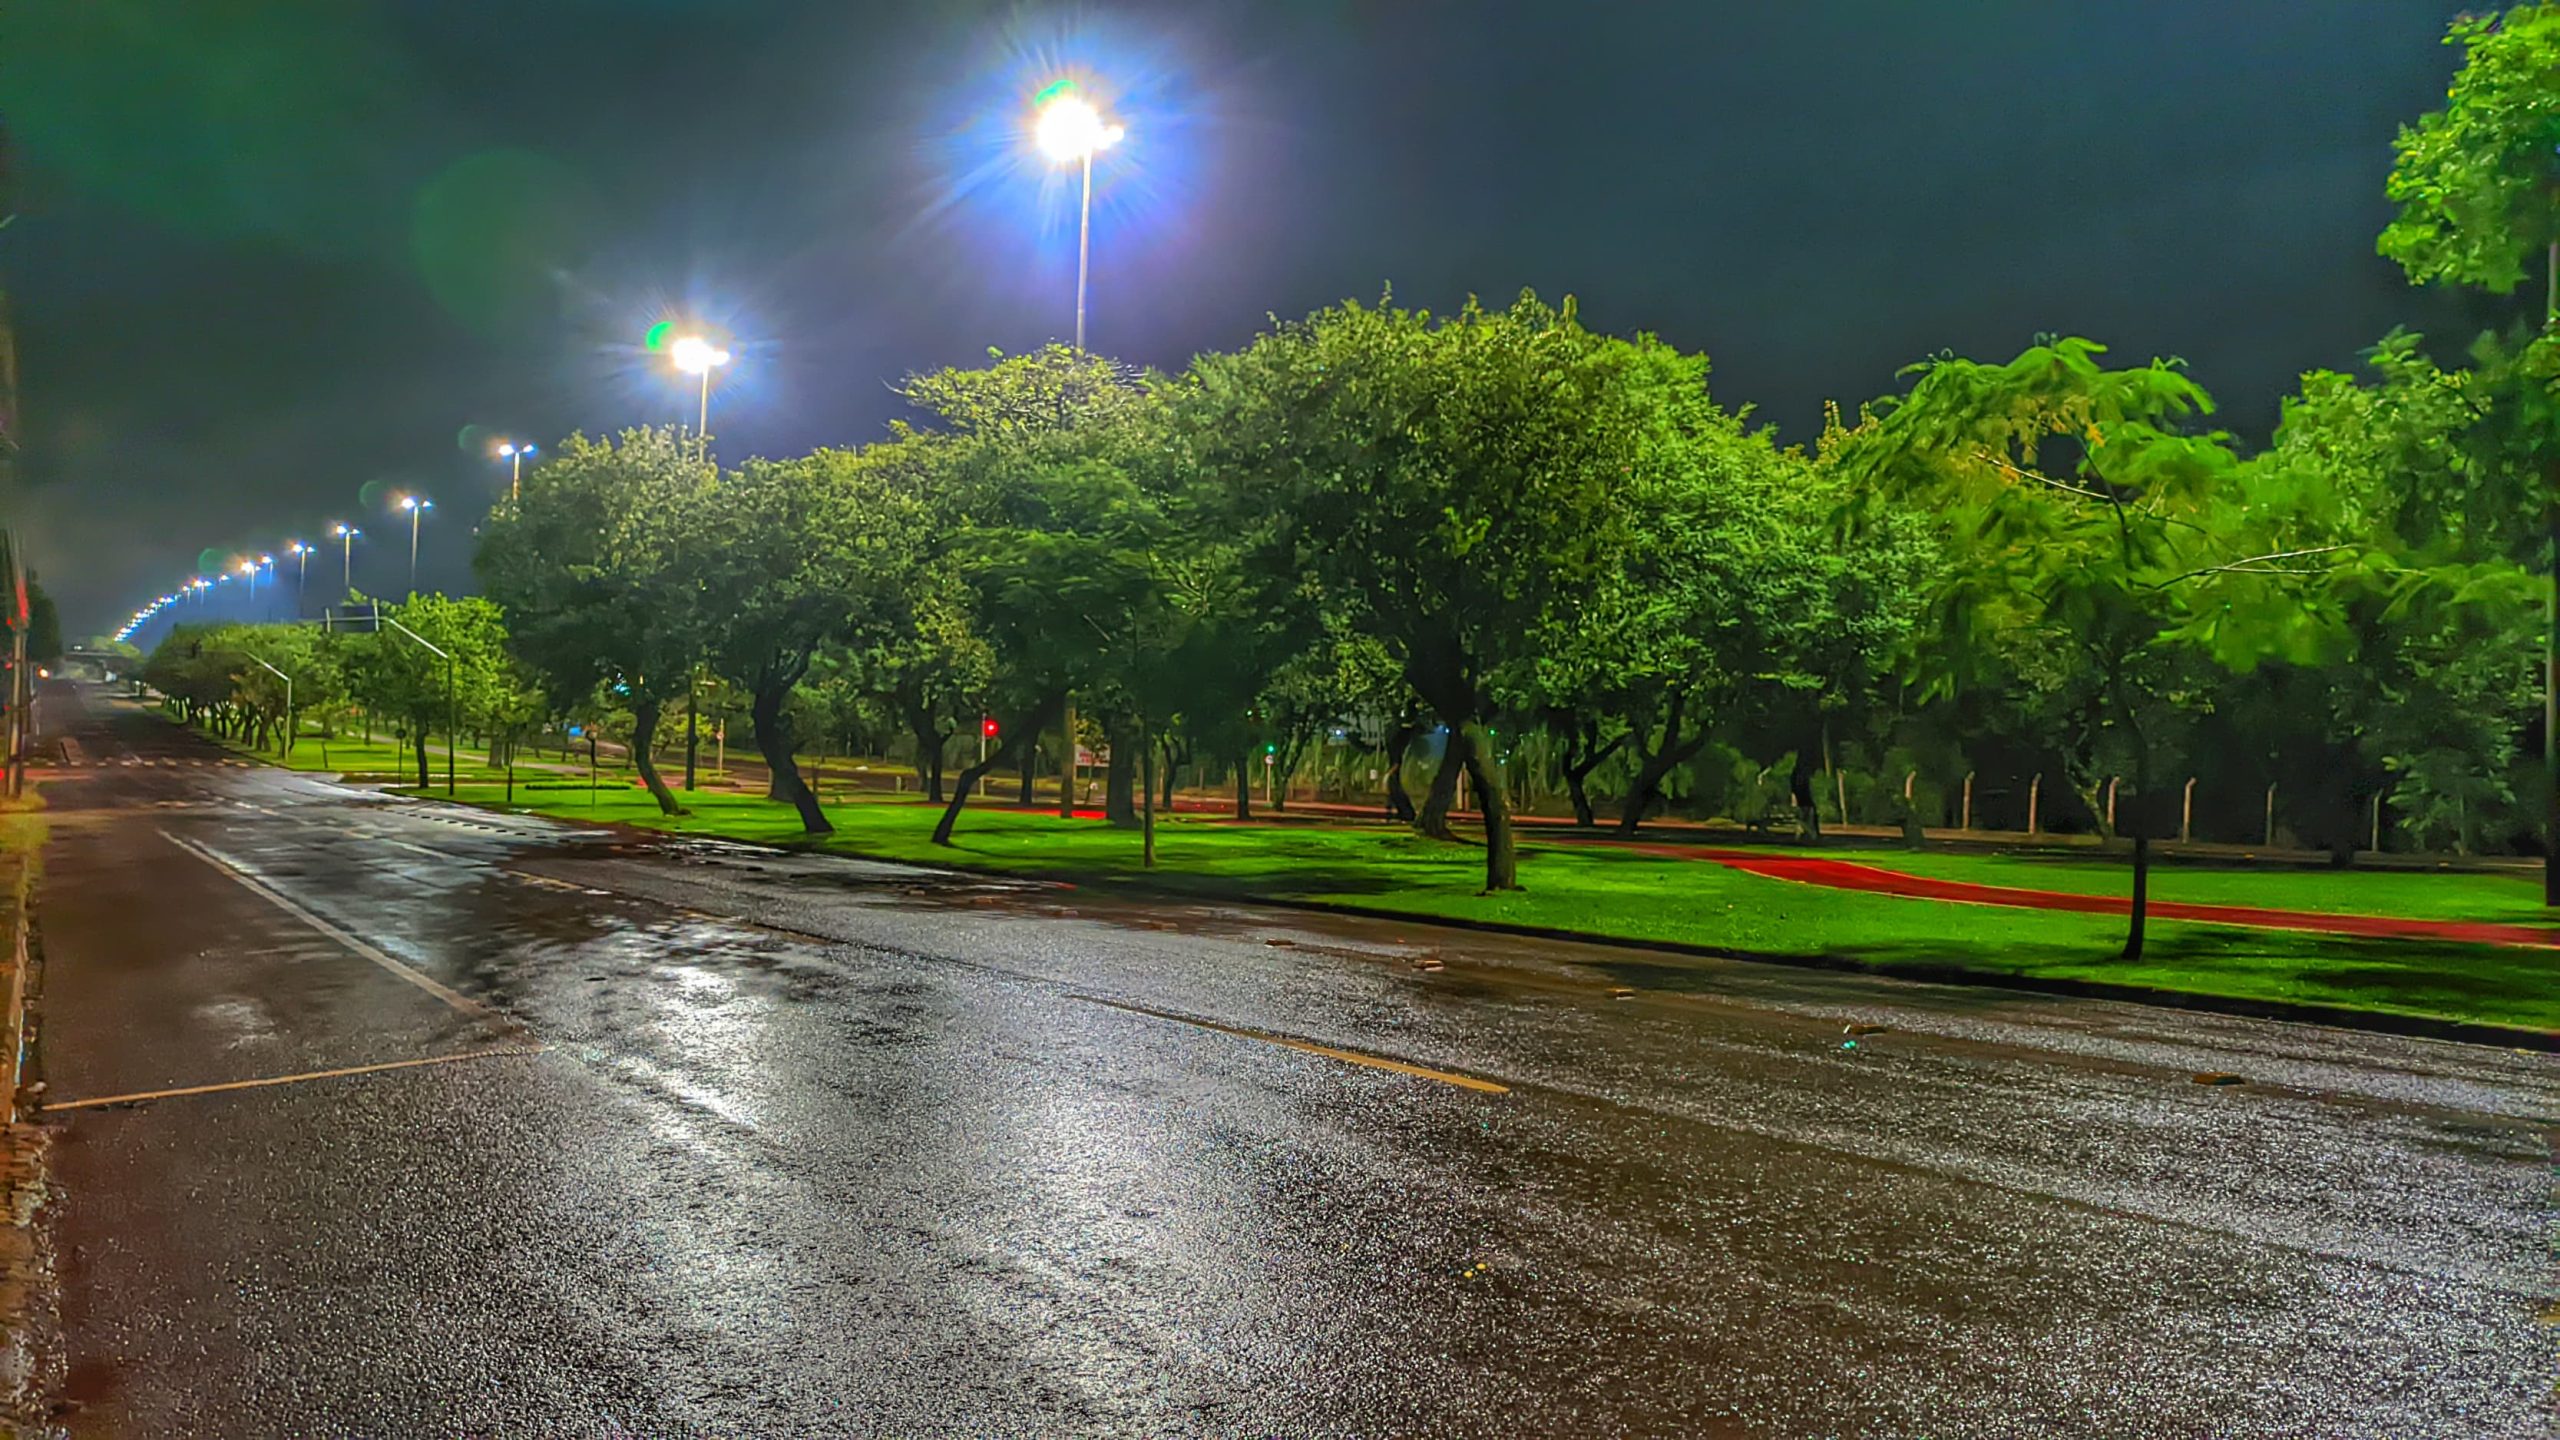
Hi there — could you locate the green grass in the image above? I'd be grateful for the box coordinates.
[1774,847,2555,925]
[408,780,2560,1035]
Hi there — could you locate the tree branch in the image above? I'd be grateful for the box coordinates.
[2148,545,2349,589]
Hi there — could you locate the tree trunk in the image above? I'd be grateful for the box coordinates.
[1560,723,1622,829]
[937,692,1059,845]
[1270,733,1308,812]
[1231,752,1254,820]
[906,714,947,803]
[935,750,1004,846]
[628,696,683,816]
[1461,725,1520,891]
[1615,695,1703,836]
[1104,717,1139,828]
[1382,721,1420,820]
[1416,735,1462,839]
[1140,716,1157,868]
[2122,833,2150,960]
[413,730,430,790]
[1159,736,1184,810]
[753,684,831,834]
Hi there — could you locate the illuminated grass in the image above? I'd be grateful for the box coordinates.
[423,781,2560,1034]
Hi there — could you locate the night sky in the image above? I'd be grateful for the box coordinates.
[2,1,2480,635]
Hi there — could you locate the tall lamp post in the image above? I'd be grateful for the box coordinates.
[668,338,730,458]
[333,523,361,598]
[496,441,537,502]
[287,540,310,615]
[666,336,730,789]
[238,559,260,616]
[1033,83,1123,816]
[398,495,433,594]
[1033,83,1125,353]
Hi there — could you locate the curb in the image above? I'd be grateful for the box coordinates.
[410,794,2560,1056]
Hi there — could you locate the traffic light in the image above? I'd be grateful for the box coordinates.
[982,716,1000,738]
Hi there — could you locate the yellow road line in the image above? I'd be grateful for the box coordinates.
[1085,996,1509,1094]
[157,829,514,1027]
[43,1046,545,1112]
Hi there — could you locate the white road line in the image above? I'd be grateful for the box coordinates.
[157,830,514,1027]
[43,1045,546,1112]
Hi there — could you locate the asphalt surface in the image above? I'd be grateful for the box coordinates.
[21,682,2556,1437]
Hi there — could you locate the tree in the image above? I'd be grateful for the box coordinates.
[344,593,511,789]
[2237,335,2540,858]
[2380,6,2560,307]
[2379,3,2560,896]
[476,427,709,815]
[1840,339,2341,960]
[1187,293,1702,891]
[698,444,930,834]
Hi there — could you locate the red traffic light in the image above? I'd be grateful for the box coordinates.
[981,716,999,737]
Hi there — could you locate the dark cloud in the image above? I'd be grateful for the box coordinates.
[0,0,2478,634]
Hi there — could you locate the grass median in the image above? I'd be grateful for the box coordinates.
[415,778,2560,1036]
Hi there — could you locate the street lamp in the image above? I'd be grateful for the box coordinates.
[668,337,730,457]
[238,559,259,612]
[397,495,433,594]
[287,540,311,612]
[332,523,362,596]
[496,440,537,502]
[1033,82,1124,352]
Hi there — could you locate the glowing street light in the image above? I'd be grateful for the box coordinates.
[397,495,434,594]
[331,523,362,596]
[1033,81,1124,352]
[496,440,538,502]
[287,540,311,611]
[667,337,731,456]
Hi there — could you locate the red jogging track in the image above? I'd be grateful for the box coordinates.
[1639,847,2560,950]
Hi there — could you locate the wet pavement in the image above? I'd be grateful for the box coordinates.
[23,683,2557,1437]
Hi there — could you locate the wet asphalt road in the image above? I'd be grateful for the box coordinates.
[22,682,2556,1437]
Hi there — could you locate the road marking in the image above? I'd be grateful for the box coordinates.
[1084,995,1509,1094]
[42,1046,545,1112]
[158,830,515,1027]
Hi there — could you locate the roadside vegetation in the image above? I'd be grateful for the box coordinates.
[135,11,2560,1019]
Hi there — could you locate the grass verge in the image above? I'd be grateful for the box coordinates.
[417,780,2560,1037]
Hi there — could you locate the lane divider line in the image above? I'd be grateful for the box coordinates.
[43,1045,546,1112]
[1081,995,1509,1094]
[157,829,517,1028]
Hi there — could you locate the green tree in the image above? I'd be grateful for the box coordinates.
[345,593,512,790]
[1187,293,1699,891]
[698,444,930,834]
[476,427,709,815]
[1841,339,2342,959]
[2379,5,2560,894]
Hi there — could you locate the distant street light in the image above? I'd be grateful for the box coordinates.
[287,540,310,613]
[397,495,433,594]
[668,337,731,457]
[496,440,538,502]
[332,523,362,597]
[238,559,260,612]
[1033,82,1124,352]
